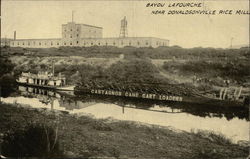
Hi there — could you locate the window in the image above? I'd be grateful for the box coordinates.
[137,42,140,45]
[146,42,148,45]
[98,42,100,45]
[39,42,41,45]
[23,43,24,45]
[64,29,66,32]
[64,43,66,45]
[70,43,72,45]
[76,34,79,37]
[129,42,131,46]
[17,42,19,45]
[70,35,72,38]
[51,42,53,46]
[113,42,116,45]
[91,42,93,45]
[71,29,72,31]
[77,41,79,44]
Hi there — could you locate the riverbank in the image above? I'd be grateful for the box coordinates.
[1,46,249,103]
[0,102,248,158]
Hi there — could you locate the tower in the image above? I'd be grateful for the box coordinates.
[14,31,16,40]
[119,16,128,38]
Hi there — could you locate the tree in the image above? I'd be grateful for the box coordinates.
[2,123,63,157]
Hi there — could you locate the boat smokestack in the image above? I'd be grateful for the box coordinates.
[52,61,55,76]
[14,31,16,40]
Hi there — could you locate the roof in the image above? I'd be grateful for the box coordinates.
[62,22,102,29]
[11,38,61,41]
[80,37,169,41]
[10,37,169,42]
[81,24,103,29]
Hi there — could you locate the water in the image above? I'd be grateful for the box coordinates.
[1,86,249,143]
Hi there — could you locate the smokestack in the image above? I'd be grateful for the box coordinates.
[14,31,16,40]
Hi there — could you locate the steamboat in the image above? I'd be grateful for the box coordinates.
[16,61,75,92]
[17,71,74,91]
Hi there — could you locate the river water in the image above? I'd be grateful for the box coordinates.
[1,86,249,143]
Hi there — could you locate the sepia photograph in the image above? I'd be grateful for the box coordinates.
[0,0,249,158]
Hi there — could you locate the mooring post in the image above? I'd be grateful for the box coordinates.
[0,86,1,102]
[236,86,243,100]
[219,88,224,100]
[233,88,238,100]
[222,88,228,100]
[51,99,54,110]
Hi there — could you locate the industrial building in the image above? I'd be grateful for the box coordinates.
[10,16,169,48]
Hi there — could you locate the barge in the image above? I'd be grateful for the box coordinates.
[74,87,246,107]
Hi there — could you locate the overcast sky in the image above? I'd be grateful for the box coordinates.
[1,0,249,48]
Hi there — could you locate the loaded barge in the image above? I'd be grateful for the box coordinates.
[74,87,246,107]
[16,72,247,106]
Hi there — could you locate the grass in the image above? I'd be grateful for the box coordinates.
[0,102,248,158]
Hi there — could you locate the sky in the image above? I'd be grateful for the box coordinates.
[1,0,249,48]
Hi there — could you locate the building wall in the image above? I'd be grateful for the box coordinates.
[10,39,62,48]
[80,24,102,39]
[61,22,103,46]
[62,22,81,46]
[80,37,169,48]
[1,38,13,46]
[10,37,169,48]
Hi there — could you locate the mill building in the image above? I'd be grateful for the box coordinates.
[10,16,169,48]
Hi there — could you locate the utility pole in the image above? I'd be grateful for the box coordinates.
[230,37,234,49]
[4,35,7,46]
[72,10,75,23]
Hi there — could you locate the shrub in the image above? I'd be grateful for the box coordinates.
[2,123,63,157]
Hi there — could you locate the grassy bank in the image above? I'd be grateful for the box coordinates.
[0,102,248,158]
[2,46,249,60]
[1,46,250,100]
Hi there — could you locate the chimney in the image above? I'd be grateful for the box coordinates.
[14,31,16,40]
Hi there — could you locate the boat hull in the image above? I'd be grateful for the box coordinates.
[74,88,244,107]
[17,81,75,91]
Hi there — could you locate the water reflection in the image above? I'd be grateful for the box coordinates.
[1,86,249,142]
[6,86,249,121]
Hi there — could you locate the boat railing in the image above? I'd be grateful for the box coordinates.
[21,72,65,80]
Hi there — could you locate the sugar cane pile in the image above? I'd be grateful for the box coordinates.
[76,59,201,97]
